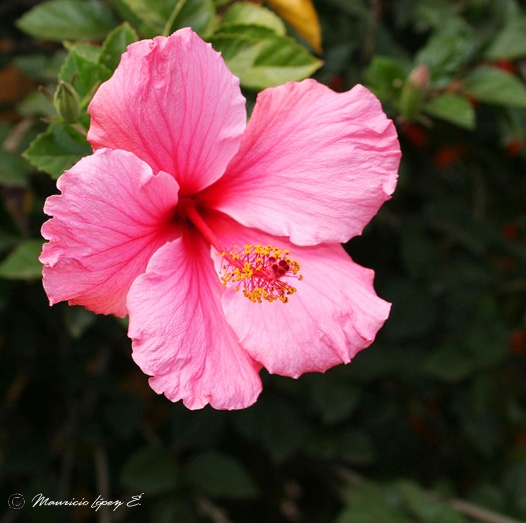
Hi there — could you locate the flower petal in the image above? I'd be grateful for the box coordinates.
[127,234,262,410]
[204,81,400,245]
[40,148,179,317]
[211,216,390,377]
[87,28,246,194]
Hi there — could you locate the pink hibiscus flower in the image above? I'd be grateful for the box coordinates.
[40,28,401,410]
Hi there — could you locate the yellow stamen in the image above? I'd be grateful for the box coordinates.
[220,244,302,304]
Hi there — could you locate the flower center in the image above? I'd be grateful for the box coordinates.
[219,244,302,303]
[181,199,302,304]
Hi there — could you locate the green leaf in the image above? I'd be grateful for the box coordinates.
[400,224,439,279]
[232,395,308,461]
[220,2,286,34]
[111,0,178,38]
[99,23,138,72]
[23,122,91,179]
[14,51,67,82]
[103,394,143,438]
[0,240,43,280]
[365,56,408,104]
[60,48,111,104]
[504,457,526,516]
[185,451,258,498]
[338,429,377,465]
[415,1,459,30]
[17,91,57,119]
[383,280,439,340]
[0,150,29,188]
[424,343,475,382]
[267,0,322,53]
[63,306,97,339]
[337,507,410,523]
[0,123,10,145]
[164,0,216,36]
[211,26,321,90]
[464,297,507,367]
[463,66,526,107]
[64,41,101,62]
[118,0,215,38]
[121,446,178,494]
[151,496,199,523]
[415,18,476,87]
[425,93,475,129]
[16,0,117,41]
[304,372,362,423]
[485,17,526,60]
[396,480,466,523]
[337,482,410,523]
[170,407,226,449]
[110,0,146,33]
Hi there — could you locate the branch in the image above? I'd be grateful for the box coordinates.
[196,496,233,523]
[94,445,112,523]
[362,0,381,63]
[450,498,524,523]
[337,467,524,523]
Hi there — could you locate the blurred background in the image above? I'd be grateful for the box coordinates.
[1,0,526,521]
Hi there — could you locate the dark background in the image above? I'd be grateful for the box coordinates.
[1,0,526,521]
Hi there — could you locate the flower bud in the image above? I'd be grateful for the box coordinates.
[53,81,81,123]
[399,64,430,121]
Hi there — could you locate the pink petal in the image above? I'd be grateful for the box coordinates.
[211,216,390,377]
[87,28,246,195]
[127,234,262,410]
[40,149,179,317]
[203,81,400,245]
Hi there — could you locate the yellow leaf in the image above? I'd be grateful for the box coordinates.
[266,0,322,54]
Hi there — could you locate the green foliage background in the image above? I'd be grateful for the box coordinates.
[1,0,526,521]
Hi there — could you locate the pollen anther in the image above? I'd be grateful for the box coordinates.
[220,244,302,304]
